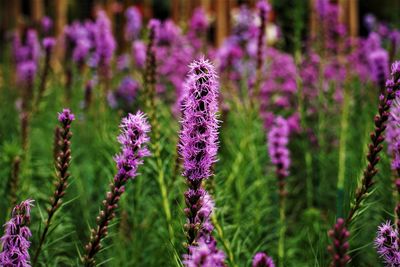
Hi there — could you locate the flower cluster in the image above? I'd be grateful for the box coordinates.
[375,221,400,266]
[268,116,291,196]
[0,199,34,267]
[180,58,219,183]
[252,252,275,267]
[114,112,151,180]
[84,111,151,266]
[125,6,142,42]
[184,239,226,267]
[260,48,299,133]
[108,76,139,110]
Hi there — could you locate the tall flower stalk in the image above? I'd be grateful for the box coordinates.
[0,199,34,267]
[142,19,176,252]
[179,57,219,247]
[267,116,290,267]
[346,61,400,225]
[82,111,150,266]
[32,109,75,266]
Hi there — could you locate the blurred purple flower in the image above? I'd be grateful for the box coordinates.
[125,6,142,41]
[252,252,275,267]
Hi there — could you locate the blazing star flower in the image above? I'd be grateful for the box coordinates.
[252,252,275,267]
[58,108,75,123]
[125,6,142,41]
[108,76,139,109]
[17,61,37,85]
[368,48,389,88]
[386,94,400,170]
[42,37,56,53]
[83,111,151,266]
[41,16,53,34]
[180,57,219,182]
[92,11,116,69]
[0,199,34,267]
[114,112,151,180]
[132,41,146,69]
[375,221,400,266]
[184,240,226,267]
[267,116,291,198]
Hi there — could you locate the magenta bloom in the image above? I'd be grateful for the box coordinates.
[17,61,37,85]
[184,239,226,267]
[114,111,151,180]
[58,108,75,123]
[0,199,34,267]
[125,6,142,41]
[41,16,53,34]
[180,57,219,182]
[92,11,116,69]
[375,221,400,266]
[108,76,139,109]
[386,95,400,170]
[268,117,290,177]
[252,252,275,267]
[368,48,389,87]
[42,37,56,52]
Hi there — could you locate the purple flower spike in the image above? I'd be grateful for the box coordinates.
[83,111,150,266]
[0,199,34,267]
[180,57,219,182]
[125,6,142,41]
[268,116,290,196]
[252,252,275,267]
[41,16,53,33]
[43,37,56,52]
[58,108,75,123]
[184,240,226,267]
[392,61,400,77]
[375,221,400,266]
[114,111,151,180]
[368,49,389,88]
[17,61,37,85]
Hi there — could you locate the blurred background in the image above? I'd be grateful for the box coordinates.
[1,0,399,55]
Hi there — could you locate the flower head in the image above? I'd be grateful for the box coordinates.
[114,111,151,180]
[0,199,34,267]
[252,252,275,267]
[179,58,219,182]
[125,6,142,41]
[58,108,75,124]
[184,240,226,267]
[375,221,400,266]
[43,37,56,52]
[17,61,37,85]
[327,218,350,267]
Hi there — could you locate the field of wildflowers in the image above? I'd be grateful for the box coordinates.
[0,0,400,266]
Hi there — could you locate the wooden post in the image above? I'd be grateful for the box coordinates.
[31,0,44,23]
[348,0,358,37]
[215,0,229,47]
[55,0,68,62]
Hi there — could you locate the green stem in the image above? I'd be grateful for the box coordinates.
[336,84,350,218]
[278,197,286,267]
[212,215,238,267]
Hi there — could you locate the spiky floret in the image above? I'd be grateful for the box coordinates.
[375,221,400,266]
[180,57,219,183]
[252,252,275,267]
[0,199,34,267]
